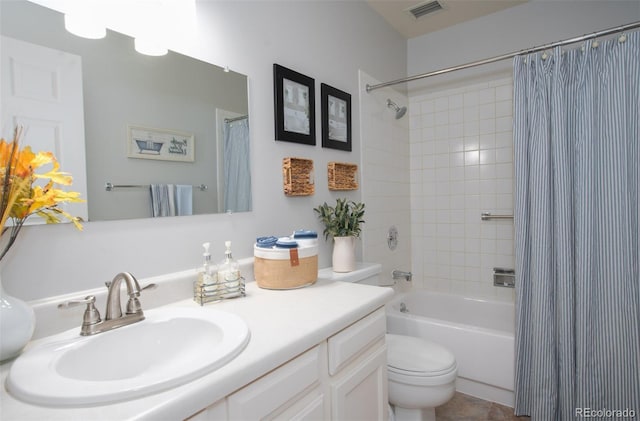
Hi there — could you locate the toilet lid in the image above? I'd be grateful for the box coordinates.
[386,334,456,376]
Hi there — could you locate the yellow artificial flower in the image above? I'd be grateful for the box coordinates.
[0,127,84,261]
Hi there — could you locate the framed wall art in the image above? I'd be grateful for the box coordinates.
[127,125,195,162]
[273,64,316,145]
[321,83,351,151]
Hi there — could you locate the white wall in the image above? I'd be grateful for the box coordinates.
[406,0,639,298]
[3,0,407,301]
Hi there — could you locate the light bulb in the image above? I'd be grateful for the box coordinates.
[64,13,106,39]
[134,38,168,56]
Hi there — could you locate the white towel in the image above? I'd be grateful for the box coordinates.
[175,184,193,216]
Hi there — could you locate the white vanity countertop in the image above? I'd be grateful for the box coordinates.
[0,277,393,420]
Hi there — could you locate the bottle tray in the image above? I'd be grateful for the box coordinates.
[194,278,246,305]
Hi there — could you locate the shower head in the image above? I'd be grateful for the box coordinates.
[387,99,407,119]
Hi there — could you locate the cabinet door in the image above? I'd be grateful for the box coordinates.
[331,344,388,421]
[227,345,326,420]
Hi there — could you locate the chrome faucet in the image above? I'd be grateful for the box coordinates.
[58,272,156,336]
[392,269,413,282]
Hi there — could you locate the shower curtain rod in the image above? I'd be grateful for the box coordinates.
[366,20,640,92]
[224,115,248,123]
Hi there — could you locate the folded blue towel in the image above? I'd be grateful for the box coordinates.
[293,230,318,239]
[276,238,298,249]
[256,236,278,248]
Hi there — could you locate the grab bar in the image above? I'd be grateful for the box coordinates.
[481,212,513,221]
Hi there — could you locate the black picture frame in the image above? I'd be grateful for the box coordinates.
[321,83,351,151]
[273,64,315,145]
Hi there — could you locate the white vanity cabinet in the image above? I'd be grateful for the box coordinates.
[190,307,388,421]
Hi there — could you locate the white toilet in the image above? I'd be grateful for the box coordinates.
[318,263,457,421]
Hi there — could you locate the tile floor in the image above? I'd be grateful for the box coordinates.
[435,392,531,420]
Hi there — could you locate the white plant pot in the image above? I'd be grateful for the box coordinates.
[332,236,356,273]
[0,277,35,362]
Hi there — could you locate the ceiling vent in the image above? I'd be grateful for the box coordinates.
[407,0,444,19]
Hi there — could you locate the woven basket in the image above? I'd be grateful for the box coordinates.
[328,162,358,190]
[283,157,314,196]
[254,255,318,289]
[254,242,318,289]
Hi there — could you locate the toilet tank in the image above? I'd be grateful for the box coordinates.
[317,262,382,285]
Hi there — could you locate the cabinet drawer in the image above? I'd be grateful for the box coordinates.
[327,307,386,375]
[227,345,322,420]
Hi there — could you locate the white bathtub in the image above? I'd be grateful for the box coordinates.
[386,290,515,407]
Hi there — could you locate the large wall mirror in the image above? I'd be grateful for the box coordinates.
[1,0,251,221]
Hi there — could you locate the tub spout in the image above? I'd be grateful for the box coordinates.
[392,270,412,282]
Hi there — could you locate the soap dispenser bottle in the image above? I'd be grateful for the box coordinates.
[218,240,241,292]
[194,242,217,304]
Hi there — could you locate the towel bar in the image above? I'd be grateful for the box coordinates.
[105,182,208,191]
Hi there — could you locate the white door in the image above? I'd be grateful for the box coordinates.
[1,35,88,224]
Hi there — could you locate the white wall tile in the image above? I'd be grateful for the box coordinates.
[409,76,515,300]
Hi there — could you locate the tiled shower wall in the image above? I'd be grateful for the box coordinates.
[409,77,515,301]
[359,70,411,283]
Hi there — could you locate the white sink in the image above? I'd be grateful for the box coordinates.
[7,305,250,406]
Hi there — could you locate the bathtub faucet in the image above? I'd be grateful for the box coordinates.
[392,270,412,282]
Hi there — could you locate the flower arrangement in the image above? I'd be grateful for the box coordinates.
[0,127,84,261]
[314,198,365,240]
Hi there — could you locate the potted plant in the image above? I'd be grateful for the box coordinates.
[314,198,365,272]
[0,126,84,361]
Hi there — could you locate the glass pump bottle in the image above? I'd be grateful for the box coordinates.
[218,240,241,289]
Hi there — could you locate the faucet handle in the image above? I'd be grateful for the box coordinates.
[125,283,157,315]
[58,295,102,331]
[140,283,157,292]
[58,295,97,309]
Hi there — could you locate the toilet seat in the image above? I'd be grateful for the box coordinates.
[386,334,457,385]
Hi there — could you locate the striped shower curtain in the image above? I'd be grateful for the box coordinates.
[513,31,639,420]
[223,118,252,213]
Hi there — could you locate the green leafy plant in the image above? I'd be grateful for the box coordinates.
[314,198,365,240]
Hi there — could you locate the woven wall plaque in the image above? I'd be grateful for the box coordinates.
[283,157,314,196]
[328,162,358,191]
